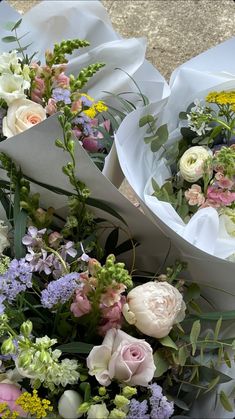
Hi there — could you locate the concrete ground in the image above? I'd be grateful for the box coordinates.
[8,0,235,202]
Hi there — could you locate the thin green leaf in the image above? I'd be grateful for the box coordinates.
[153,350,169,377]
[57,342,93,354]
[224,351,232,368]
[11,18,22,31]
[14,210,27,258]
[79,382,91,402]
[219,391,234,412]
[214,317,222,340]
[159,335,178,350]
[115,67,149,106]
[191,310,235,321]
[2,36,17,43]
[190,320,201,355]
[178,346,188,366]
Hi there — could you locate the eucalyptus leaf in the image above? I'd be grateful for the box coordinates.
[139,114,155,128]
[2,36,17,43]
[190,320,201,355]
[159,335,178,350]
[219,391,234,412]
[153,350,169,377]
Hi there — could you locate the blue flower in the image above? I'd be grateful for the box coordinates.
[0,259,32,304]
[52,88,71,104]
[41,272,80,309]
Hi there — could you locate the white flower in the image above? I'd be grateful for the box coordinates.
[123,281,186,339]
[58,390,83,419]
[0,51,21,75]
[0,221,9,254]
[179,146,211,183]
[3,98,46,138]
[0,74,29,105]
[87,404,109,419]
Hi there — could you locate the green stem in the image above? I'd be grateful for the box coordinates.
[15,28,26,61]
[44,246,69,274]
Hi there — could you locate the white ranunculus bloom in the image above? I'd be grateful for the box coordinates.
[3,98,46,138]
[87,403,109,419]
[0,73,29,104]
[123,281,186,338]
[0,51,21,75]
[0,221,9,254]
[179,146,211,183]
[58,390,83,419]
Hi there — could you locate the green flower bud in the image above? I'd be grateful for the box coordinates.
[78,402,90,414]
[114,395,129,409]
[109,408,126,419]
[122,386,137,399]
[18,352,32,368]
[39,349,51,363]
[98,387,107,396]
[20,320,33,338]
[1,337,16,355]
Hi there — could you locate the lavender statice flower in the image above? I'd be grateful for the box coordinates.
[52,87,71,104]
[80,95,93,107]
[127,399,150,419]
[73,114,94,136]
[149,383,174,419]
[41,272,80,309]
[0,258,32,303]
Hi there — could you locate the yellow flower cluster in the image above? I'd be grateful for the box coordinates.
[206,90,235,106]
[16,390,53,418]
[0,402,19,419]
[81,94,107,119]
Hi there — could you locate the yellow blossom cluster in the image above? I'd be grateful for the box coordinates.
[81,93,107,118]
[16,389,53,418]
[0,402,19,419]
[206,90,235,107]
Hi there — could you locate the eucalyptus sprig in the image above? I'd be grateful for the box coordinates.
[2,18,35,64]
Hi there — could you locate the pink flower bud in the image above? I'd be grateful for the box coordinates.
[70,289,91,318]
[82,137,100,153]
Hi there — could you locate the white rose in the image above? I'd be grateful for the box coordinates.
[87,404,109,419]
[0,73,29,104]
[179,146,211,183]
[0,221,9,254]
[58,390,83,419]
[123,281,186,339]
[0,51,21,75]
[3,98,46,138]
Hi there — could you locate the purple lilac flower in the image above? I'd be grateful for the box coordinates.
[52,87,71,104]
[0,259,32,303]
[22,226,46,248]
[41,272,80,309]
[127,399,150,419]
[149,383,174,419]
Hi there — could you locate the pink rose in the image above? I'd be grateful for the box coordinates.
[185,184,205,206]
[0,383,26,416]
[70,288,91,318]
[87,328,155,387]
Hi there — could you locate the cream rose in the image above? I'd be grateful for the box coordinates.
[87,328,155,387]
[179,146,211,183]
[0,74,29,104]
[123,281,186,339]
[3,98,46,138]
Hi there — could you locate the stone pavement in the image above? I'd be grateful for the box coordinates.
[8,0,235,201]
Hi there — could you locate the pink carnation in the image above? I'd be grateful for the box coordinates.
[185,184,205,206]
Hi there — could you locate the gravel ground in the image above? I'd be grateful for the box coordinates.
[8,0,235,202]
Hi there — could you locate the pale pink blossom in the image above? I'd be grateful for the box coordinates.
[99,297,126,336]
[71,100,82,113]
[185,184,205,206]
[31,76,45,104]
[207,186,235,206]
[55,72,70,88]
[46,98,57,115]
[215,172,234,189]
[0,383,26,416]
[87,328,155,387]
[100,282,126,307]
[70,288,91,318]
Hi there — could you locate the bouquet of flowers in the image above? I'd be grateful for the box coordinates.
[0,133,234,418]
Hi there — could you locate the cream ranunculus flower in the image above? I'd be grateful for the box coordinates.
[0,221,9,254]
[3,98,47,138]
[123,281,186,339]
[0,51,21,75]
[179,146,211,183]
[0,74,29,104]
[87,328,155,387]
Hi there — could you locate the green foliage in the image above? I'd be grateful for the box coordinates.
[70,63,105,91]
[46,38,90,66]
[139,113,169,152]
